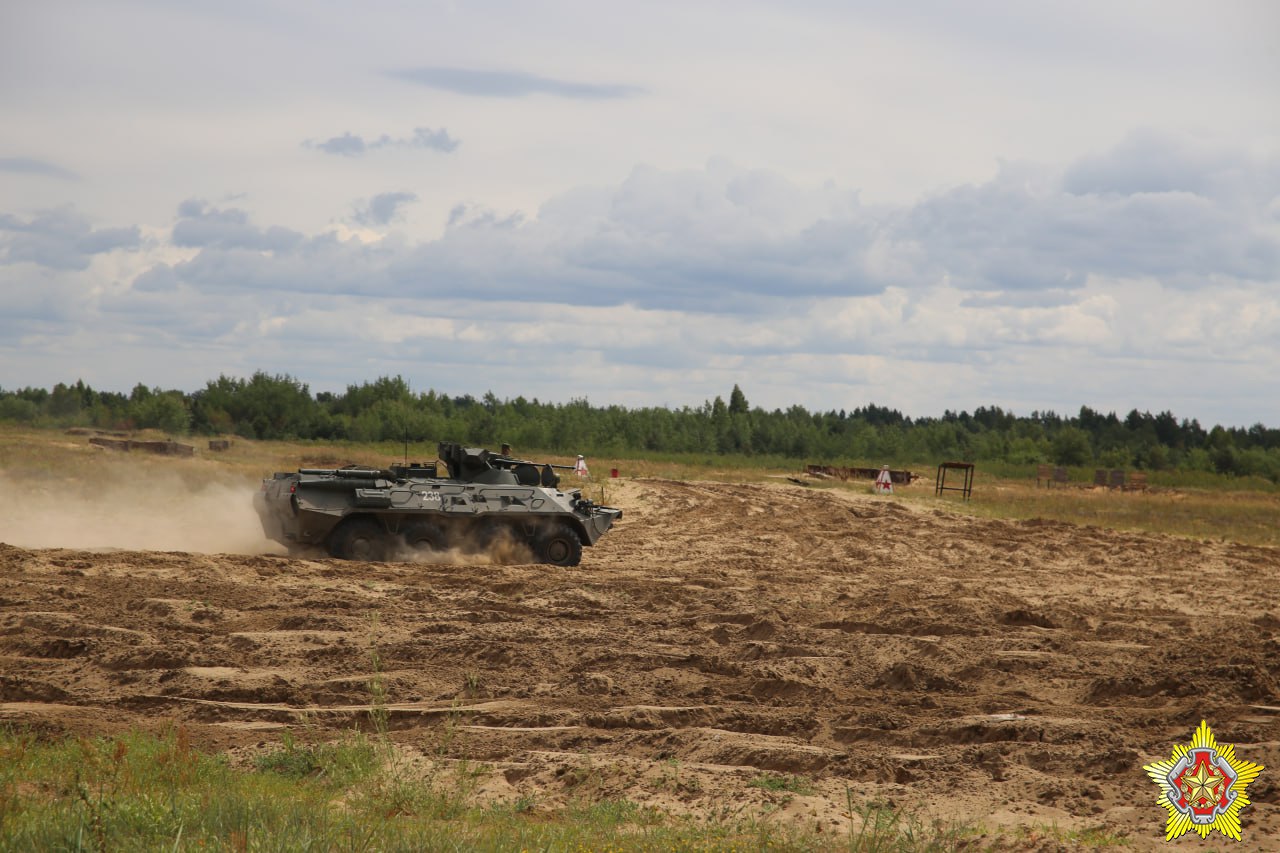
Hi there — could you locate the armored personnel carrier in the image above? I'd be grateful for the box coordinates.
[254,442,621,566]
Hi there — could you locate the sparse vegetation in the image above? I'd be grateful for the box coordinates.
[845,795,982,852]
[252,728,379,783]
[945,471,1280,546]
[748,772,816,795]
[0,726,989,851]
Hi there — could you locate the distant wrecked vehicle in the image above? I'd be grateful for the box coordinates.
[254,442,622,566]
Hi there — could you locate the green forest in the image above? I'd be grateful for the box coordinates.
[2,374,1279,482]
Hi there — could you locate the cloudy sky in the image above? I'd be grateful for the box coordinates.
[2,0,1278,427]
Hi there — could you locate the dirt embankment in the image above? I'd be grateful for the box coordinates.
[1,478,1278,848]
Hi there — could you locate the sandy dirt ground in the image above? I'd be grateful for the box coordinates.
[2,475,1278,849]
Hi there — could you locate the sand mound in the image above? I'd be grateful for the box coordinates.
[1,478,1277,847]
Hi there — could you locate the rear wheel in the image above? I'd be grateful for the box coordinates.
[329,518,391,561]
[401,521,447,557]
[534,523,582,567]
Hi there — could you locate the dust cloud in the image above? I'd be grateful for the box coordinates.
[0,467,282,555]
[0,462,537,562]
[394,536,535,566]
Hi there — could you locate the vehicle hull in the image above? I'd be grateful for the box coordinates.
[254,452,620,565]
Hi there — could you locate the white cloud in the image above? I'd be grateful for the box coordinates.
[0,157,79,180]
[98,137,1277,318]
[2,134,1276,428]
[1,2,1277,427]
[352,191,419,227]
[387,67,643,100]
[0,207,141,271]
[305,127,460,157]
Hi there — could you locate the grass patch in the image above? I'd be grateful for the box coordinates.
[252,728,379,784]
[844,795,982,852]
[0,726,983,852]
[932,474,1280,547]
[748,772,816,795]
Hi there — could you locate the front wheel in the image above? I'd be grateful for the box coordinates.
[328,518,392,561]
[533,523,582,567]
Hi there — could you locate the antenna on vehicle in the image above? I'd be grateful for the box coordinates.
[403,428,409,467]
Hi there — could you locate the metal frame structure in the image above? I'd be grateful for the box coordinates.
[934,461,974,501]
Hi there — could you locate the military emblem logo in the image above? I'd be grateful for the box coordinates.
[1143,719,1264,842]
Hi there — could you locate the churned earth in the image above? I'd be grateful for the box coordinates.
[1,475,1278,849]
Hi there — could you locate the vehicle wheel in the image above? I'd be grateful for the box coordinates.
[401,521,447,557]
[533,523,582,567]
[328,518,391,561]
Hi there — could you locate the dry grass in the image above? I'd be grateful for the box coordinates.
[942,478,1280,547]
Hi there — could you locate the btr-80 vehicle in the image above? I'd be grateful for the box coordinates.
[254,442,621,566]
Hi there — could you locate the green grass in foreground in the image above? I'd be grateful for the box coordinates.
[0,727,990,852]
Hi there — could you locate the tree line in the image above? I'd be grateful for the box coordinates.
[2,374,1278,481]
